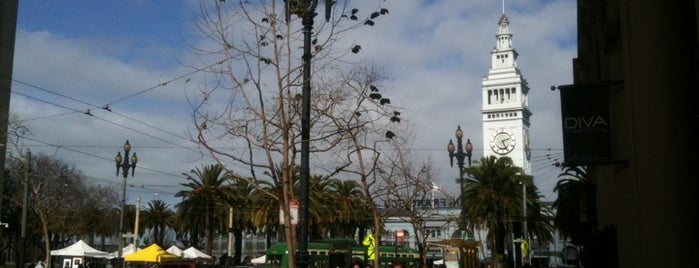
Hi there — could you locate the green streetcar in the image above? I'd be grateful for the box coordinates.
[264,239,420,268]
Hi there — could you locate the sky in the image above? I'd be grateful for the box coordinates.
[9,0,576,206]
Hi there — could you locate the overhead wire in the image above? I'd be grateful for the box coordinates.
[10,72,570,203]
[12,75,254,180]
[10,88,201,155]
[10,90,89,116]
[5,59,224,141]
[20,135,182,178]
[106,59,225,106]
[6,61,252,168]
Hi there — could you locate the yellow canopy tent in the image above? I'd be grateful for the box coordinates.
[124,243,181,263]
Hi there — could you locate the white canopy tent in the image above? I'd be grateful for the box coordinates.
[50,240,109,258]
[166,246,184,258]
[182,247,212,259]
[108,244,142,259]
[250,255,265,265]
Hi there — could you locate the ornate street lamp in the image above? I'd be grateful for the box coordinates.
[115,140,137,260]
[447,126,473,235]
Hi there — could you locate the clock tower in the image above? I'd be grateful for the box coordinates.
[481,13,532,174]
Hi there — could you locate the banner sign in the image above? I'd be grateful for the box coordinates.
[279,200,299,225]
[559,84,612,165]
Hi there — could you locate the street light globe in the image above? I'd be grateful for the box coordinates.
[455,126,463,139]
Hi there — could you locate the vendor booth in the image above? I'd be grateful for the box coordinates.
[50,240,109,268]
[124,243,180,263]
[182,247,212,260]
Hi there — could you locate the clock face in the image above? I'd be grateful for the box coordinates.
[490,129,515,155]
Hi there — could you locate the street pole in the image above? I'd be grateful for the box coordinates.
[295,0,313,267]
[119,175,126,259]
[522,182,528,266]
[227,206,233,267]
[447,126,473,234]
[134,196,141,248]
[293,2,333,268]
[18,150,29,268]
[115,140,137,262]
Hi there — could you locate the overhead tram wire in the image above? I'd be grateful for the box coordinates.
[11,78,95,107]
[19,151,180,202]
[12,89,199,155]
[13,84,190,142]
[9,76,278,172]
[527,148,565,201]
[9,61,235,155]
[13,73,571,180]
[20,136,182,178]
[10,91,91,116]
[22,111,82,122]
[106,59,226,106]
[7,60,224,141]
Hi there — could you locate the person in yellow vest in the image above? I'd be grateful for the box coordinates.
[362,233,376,261]
[521,240,530,267]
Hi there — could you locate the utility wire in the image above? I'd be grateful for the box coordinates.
[106,59,226,106]
[20,136,182,178]
[9,77,192,141]
[9,79,204,156]
[11,78,95,107]
[12,88,253,172]
[7,58,226,141]
[11,91,90,116]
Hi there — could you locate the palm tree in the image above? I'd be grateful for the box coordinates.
[175,164,233,255]
[553,165,593,246]
[462,156,528,267]
[223,177,256,265]
[249,177,280,228]
[305,175,335,239]
[327,179,369,238]
[140,200,174,246]
[522,186,555,246]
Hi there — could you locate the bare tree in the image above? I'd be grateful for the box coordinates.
[186,1,392,262]
[3,117,118,267]
[316,64,403,268]
[379,138,439,268]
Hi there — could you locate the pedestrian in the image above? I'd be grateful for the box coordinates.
[349,259,363,268]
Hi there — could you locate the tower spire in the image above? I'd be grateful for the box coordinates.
[502,0,505,14]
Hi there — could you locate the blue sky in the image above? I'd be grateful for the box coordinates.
[10,0,576,205]
[18,0,196,70]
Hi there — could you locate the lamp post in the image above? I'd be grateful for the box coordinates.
[115,140,137,260]
[447,126,473,234]
[521,181,528,266]
[296,0,314,267]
